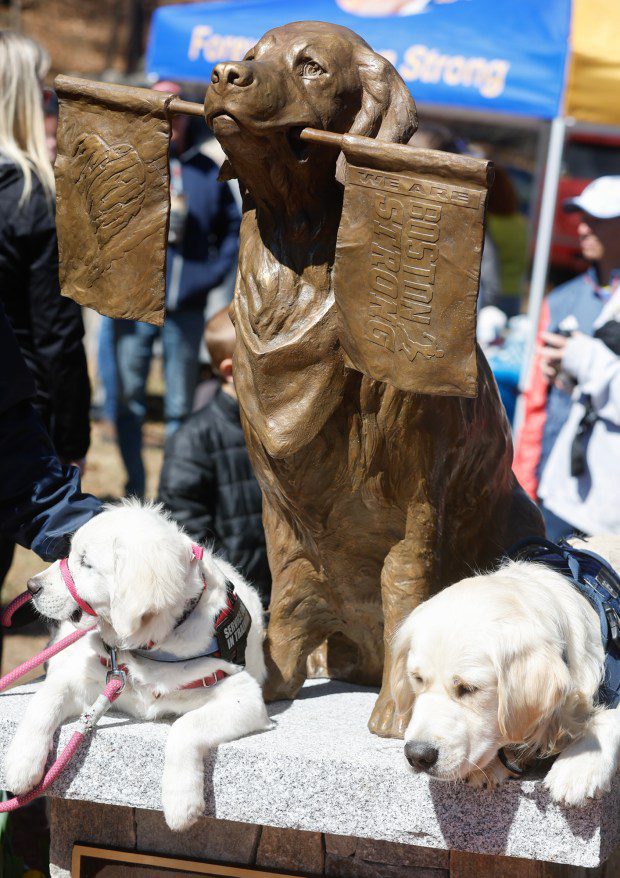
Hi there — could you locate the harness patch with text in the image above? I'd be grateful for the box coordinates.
[215,585,251,666]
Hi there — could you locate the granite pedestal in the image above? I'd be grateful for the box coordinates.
[0,679,618,877]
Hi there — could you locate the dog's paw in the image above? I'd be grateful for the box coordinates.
[545,749,615,806]
[163,788,205,832]
[4,739,48,795]
[465,756,514,791]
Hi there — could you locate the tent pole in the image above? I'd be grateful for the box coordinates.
[513,116,567,436]
[526,121,550,248]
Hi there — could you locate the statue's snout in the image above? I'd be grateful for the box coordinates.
[210,62,254,92]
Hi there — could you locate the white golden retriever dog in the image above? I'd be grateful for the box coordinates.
[390,535,620,805]
[4,502,270,831]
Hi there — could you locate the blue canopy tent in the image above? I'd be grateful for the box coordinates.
[146,0,578,426]
[147,0,570,120]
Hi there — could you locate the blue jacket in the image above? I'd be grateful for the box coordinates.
[165,146,240,312]
[0,301,101,560]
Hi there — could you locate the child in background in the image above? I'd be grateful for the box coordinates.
[158,307,271,606]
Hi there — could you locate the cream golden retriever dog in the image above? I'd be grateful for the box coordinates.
[391,535,620,805]
[4,502,270,831]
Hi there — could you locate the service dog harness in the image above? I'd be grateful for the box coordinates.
[0,543,250,810]
[99,544,252,691]
[507,537,620,708]
[497,537,620,779]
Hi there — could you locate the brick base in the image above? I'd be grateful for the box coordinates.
[49,801,619,878]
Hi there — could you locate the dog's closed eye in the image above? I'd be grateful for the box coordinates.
[454,679,479,699]
[80,553,93,570]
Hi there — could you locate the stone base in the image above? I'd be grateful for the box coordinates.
[0,680,617,875]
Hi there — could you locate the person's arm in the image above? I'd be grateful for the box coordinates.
[0,301,100,559]
[158,422,222,551]
[513,299,551,500]
[0,399,101,560]
[20,189,91,462]
[563,334,620,425]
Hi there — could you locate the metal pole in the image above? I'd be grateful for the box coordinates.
[513,116,567,435]
[526,120,550,249]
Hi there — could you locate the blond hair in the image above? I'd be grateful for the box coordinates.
[205,306,236,371]
[0,31,55,203]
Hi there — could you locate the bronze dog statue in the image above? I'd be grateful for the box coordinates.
[204,21,544,737]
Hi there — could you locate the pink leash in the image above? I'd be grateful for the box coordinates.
[0,545,205,810]
[0,677,123,811]
[0,584,123,811]
[0,591,94,693]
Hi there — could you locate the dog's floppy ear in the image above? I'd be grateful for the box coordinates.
[355,53,418,142]
[390,620,415,720]
[109,537,190,644]
[336,48,417,183]
[497,645,574,752]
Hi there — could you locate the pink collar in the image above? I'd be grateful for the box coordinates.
[60,543,206,620]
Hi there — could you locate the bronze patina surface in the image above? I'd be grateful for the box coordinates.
[204,21,544,737]
[333,135,490,395]
[55,76,174,326]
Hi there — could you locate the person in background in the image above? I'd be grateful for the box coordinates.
[486,166,527,318]
[536,298,620,537]
[0,31,92,583]
[0,299,101,651]
[411,123,500,309]
[43,85,58,164]
[158,307,270,608]
[100,80,241,499]
[513,176,620,538]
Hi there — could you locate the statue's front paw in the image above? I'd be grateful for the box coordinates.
[368,692,408,738]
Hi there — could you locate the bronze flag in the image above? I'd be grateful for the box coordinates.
[54,76,174,326]
[331,134,493,397]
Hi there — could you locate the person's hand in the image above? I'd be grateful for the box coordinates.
[537,331,570,383]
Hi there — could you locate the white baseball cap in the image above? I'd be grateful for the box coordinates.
[563,176,620,219]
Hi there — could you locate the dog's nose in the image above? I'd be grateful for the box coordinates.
[27,578,42,596]
[211,62,254,89]
[404,740,439,771]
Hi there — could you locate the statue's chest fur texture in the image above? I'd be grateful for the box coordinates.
[231,210,514,577]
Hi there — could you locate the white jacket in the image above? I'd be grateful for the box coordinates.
[538,333,620,535]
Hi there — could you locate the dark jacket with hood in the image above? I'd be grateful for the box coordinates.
[0,299,101,560]
[0,157,91,461]
[158,388,271,606]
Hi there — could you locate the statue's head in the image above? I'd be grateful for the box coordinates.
[204,21,417,196]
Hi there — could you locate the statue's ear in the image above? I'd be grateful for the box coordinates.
[350,53,418,144]
[217,159,236,182]
[336,48,417,184]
